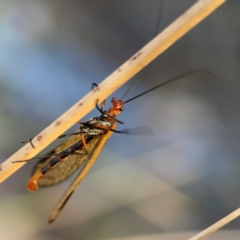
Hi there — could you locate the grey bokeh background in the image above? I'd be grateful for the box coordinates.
[0,0,239,239]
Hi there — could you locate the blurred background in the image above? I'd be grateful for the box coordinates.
[0,0,239,239]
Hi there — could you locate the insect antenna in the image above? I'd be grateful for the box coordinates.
[124,69,216,104]
[154,0,164,36]
[121,78,138,100]
[121,0,164,101]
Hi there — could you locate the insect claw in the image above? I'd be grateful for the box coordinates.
[95,99,104,114]
[22,138,35,148]
[91,83,98,90]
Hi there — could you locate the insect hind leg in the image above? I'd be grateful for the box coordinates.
[22,138,35,148]
[12,146,88,163]
[92,82,106,112]
[80,134,88,155]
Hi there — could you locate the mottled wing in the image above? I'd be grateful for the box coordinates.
[31,131,104,187]
[39,152,87,187]
[32,130,82,172]
[48,130,114,224]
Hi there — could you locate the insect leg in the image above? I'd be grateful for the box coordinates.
[92,83,106,113]
[91,123,115,132]
[57,121,86,139]
[101,99,106,111]
[95,99,104,114]
[13,153,58,163]
[58,122,88,154]
[91,83,98,90]
[80,134,88,154]
[58,131,82,139]
[14,136,88,164]
[76,121,85,125]
[22,138,35,148]
[92,123,127,134]
[95,99,124,124]
[22,121,86,145]
[106,116,124,124]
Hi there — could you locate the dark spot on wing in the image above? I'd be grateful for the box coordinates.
[118,68,122,72]
[79,102,83,107]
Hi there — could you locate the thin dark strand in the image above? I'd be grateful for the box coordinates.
[13,154,58,163]
[154,0,164,36]
[13,150,87,163]
[22,138,35,148]
[104,114,124,124]
[121,78,138,100]
[91,83,98,90]
[58,132,81,138]
[13,159,43,163]
[109,128,129,134]
[121,0,164,101]
[124,69,216,104]
[110,126,153,135]
[95,100,104,114]
[15,153,64,162]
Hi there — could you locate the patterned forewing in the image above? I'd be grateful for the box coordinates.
[38,152,87,186]
[32,131,82,172]
[32,132,104,187]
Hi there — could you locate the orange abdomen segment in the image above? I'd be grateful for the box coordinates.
[27,171,43,191]
[27,178,38,191]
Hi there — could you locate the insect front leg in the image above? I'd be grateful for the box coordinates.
[21,121,87,148]
[80,134,88,154]
[95,99,105,114]
[101,99,106,112]
[57,121,86,139]
[95,99,124,124]
[92,83,106,112]
[21,138,35,148]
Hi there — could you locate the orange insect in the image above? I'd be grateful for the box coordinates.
[16,70,213,223]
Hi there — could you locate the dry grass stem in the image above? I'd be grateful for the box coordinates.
[0,0,225,182]
[189,207,240,240]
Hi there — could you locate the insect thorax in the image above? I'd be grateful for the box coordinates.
[81,116,114,136]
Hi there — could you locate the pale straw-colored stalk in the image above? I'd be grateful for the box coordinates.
[0,0,225,183]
